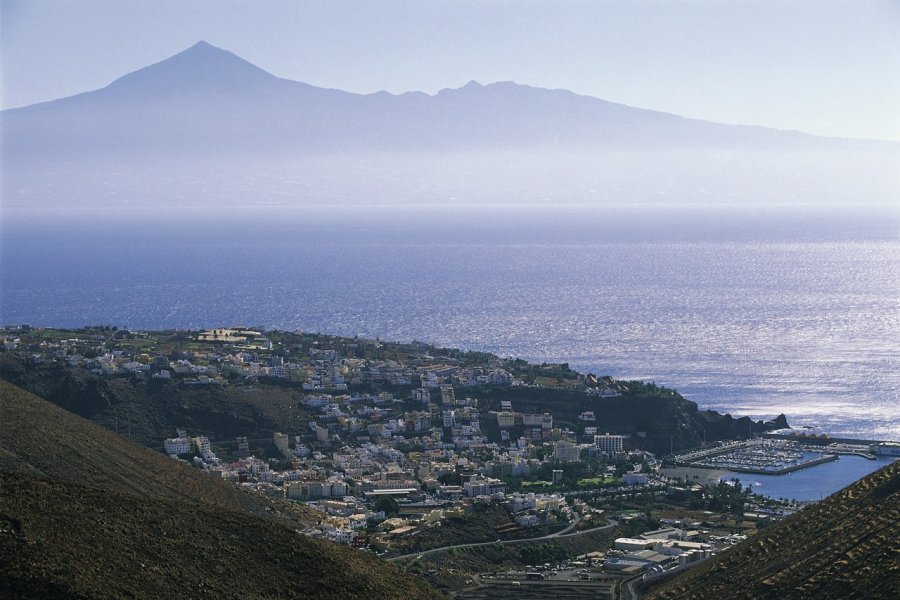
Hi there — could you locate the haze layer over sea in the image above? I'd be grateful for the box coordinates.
[2,203,897,441]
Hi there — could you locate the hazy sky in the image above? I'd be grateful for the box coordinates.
[2,0,899,141]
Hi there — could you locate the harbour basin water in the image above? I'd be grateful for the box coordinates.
[721,455,896,502]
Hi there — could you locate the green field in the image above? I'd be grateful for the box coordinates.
[576,477,621,487]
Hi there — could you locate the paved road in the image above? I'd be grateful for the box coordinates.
[623,573,643,600]
[387,518,617,562]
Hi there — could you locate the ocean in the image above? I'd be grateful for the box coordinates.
[2,203,897,441]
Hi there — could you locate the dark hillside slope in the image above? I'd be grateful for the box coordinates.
[0,378,313,530]
[0,354,306,449]
[0,381,444,600]
[646,459,900,600]
[0,472,442,600]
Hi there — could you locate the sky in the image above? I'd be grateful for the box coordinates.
[1,0,899,141]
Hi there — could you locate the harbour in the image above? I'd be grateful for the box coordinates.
[673,439,837,475]
[671,437,896,476]
[668,437,898,502]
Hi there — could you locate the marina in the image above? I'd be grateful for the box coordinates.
[672,438,898,502]
[673,439,835,475]
[670,439,884,475]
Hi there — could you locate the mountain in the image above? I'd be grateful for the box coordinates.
[645,459,900,600]
[2,41,897,209]
[0,379,444,600]
[100,40,293,95]
[0,40,873,158]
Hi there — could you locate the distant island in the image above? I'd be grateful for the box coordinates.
[4,41,896,211]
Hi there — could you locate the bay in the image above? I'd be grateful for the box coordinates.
[2,203,898,442]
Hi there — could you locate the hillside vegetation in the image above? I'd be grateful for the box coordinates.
[645,459,900,600]
[0,380,444,600]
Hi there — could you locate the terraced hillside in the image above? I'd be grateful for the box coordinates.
[459,579,616,600]
[646,459,900,600]
[0,381,444,600]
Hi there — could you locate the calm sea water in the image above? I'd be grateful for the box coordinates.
[2,204,898,441]
[722,456,896,502]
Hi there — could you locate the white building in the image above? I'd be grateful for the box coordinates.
[496,411,516,428]
[624,472,649,486]
[615,538,656,551]
[515,513,539,527]
[164,437,191,455]
[192,436,211,455]
[442,410,457,428]
[594,433,625,454]
[554,440,581,462]
[463,477,507,497]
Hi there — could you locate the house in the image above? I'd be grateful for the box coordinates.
[164,437,191,455]
[496,411,516,428]
[624,472,649,486]
[515,513,539,527]
[553,440,581,462]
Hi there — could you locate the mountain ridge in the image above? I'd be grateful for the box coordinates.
[3,41,897,210]
[1,40,886,146]
[3,40,880,147]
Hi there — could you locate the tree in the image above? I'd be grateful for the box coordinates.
[437,472,460,486]
[374,495,399,517]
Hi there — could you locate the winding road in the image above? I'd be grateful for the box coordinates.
[387,518,618,562]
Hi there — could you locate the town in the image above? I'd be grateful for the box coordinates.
[2,324,869,597]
